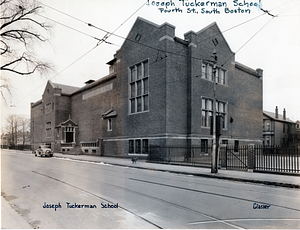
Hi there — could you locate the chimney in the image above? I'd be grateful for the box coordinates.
[84,79,95,85]
[256,68,263,78]
[275,106,278,118]
[283,108,286,120]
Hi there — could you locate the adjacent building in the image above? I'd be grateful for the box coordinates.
[263,106,296,147]
[31,17,263,158]
[296,120,300,148]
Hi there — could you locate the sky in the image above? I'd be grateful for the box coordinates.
[1,0,300,131]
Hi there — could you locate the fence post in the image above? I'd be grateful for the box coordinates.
[220,144,227,168]
[248,144,255,171]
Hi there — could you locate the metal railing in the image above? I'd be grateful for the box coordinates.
[149,145,300,174]
[225,146,249,171]
[254,146,300,173]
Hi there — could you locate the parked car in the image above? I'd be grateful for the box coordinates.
[34,145,53,157]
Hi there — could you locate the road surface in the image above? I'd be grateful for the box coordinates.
[1,149,300,229]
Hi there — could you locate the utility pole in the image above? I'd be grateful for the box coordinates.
[211,50,218,173]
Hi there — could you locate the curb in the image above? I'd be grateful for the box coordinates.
[1,196,33,229]
[54,155,300,189]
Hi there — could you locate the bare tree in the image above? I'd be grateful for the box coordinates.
[5,114,29,147]
[0,0,52,101]
[18,115,29,145]
[6,114,18,146]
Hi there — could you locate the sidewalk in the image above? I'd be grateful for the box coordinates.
[53,152,300,189]
[1,196,33,229]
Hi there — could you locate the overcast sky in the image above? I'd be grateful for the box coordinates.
[1,0,300,130]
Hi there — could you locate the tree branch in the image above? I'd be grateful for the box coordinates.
[1,52,51,75]
[0,6,42,30]
[0,40,10,55]
[1,29,46,42]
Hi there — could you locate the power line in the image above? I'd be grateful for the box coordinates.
[220,17,275,67]
[40,1,148,42]
[12,0,297,107]
[11,1,147,106]
[104,1,148,35]
[37,14,115,45]
[14,45,100,105]
[274,2,300,17]
[40,0,297,67]
[39,1,272,62]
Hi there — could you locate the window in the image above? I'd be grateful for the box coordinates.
[266,137,270,146]
[128,139,148,154]
[135,34,142,42]
[201,61,227,85]
[46,122,51,137]
[65,127,74,143]
[201,98,213,127]
[283,123,285,133]
[129,60,149,114]
[202,98,227,129]
[66,127,74,132]
[216,101,227,129]
[129,140,134,153]
[135,139,141,153]
[234,140,239,152]
[107,119,112,131]
[221,140,228,145]
[201,139,208,153]
[142,139,148,154]
[45,102,52,114]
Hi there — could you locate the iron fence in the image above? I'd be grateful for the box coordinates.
[225,145,249,171]
[254,146,300,173]
[149,145,300,174]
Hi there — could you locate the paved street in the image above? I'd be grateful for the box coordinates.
[2,149,300,229]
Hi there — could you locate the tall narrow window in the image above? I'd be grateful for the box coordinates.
[142,139,148,154]
[201,98,213,127]
[107,119,112,131]
[201,61,227,85]
[135,139,141,154]
[46,122,51,137]
[45,103,52,114]
[129,60,149,114]
[65,127,74,143]
[234,140,239,152]
[129,140,134,153]
[216,101,227,129]
[202,98,227,129]
[201,139,208,153]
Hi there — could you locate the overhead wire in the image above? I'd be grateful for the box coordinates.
[14,45,100,105]
[39,1,272,63]
[37,14,113,45]
[11,1,147,106]
[11,1,297,106]
[274,2,300,17]
[220,0,299,67]
[35,2,298,118]
[220,17,275,67]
